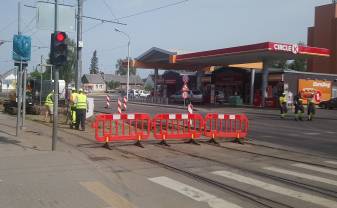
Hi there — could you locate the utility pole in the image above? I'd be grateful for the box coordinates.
[40,55,43,106]
[22,65,27,129]
[76,0,83,91]
[16,2,22,136]
[52,0,59,151]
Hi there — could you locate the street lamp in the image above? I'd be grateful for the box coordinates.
[114,28,131,100]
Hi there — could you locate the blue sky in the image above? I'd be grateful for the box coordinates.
[0,0,333,78]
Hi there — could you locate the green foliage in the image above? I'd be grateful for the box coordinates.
[115,58,136,75]
[106,80,120,89]
[272,60,288,69]
[271,41,307,71]
[144,82,153,91]
[90,50,99,74]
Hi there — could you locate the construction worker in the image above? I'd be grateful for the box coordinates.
[69,88,78,129]
[75,88,88,131]
[279,92,288,119]
[44,90,54,123]
[307,96,316,121]
[293,93,304,121]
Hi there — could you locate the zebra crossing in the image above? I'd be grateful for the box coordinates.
[149,161,337,208]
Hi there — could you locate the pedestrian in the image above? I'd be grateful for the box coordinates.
[75,88,88,131]
[69,88,78,129]
[307,96,316,121]
[293,93,304,121]
[279,92,288,119]
[44,90,54,123]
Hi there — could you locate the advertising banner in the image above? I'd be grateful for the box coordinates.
[298,79,332,104]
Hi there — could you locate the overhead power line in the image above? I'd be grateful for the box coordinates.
[116,0,189,20]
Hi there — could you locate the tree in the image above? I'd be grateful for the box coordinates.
[90,50,99,74]
[288,42,307,71]
[115,58,136,75]
[272,60,288,69]
[106,80,120,89]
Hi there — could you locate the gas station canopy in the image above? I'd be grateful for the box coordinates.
[134,42,330,70]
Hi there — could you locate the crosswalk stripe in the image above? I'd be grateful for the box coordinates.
[292,163,337,176]
[213,170,337,208]
[149,176,243,208]
[303,132,320,135]
[264,167,337,186]
[325,161,337,165]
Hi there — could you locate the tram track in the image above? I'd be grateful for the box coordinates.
[30,117,337,208]
[153,144,337,198]
[52,125,294,208]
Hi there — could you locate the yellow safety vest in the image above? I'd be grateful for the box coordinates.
[279,96,287,104]
[45,93,53,105]
[70,92,78,106]
[76,94,87,109]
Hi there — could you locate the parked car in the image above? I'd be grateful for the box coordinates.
[319,97,337,109]
[139,90,150,98]
[203,90,226,104]
[170,90,203,103]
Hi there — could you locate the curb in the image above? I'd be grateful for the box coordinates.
[127,101,200,111]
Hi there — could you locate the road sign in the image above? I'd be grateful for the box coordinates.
[182,84,189,92]
[183,75,189,83]
[182,91,189,99]
[12,35,31,61]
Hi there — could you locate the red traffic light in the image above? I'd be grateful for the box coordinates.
[55,32,66,42]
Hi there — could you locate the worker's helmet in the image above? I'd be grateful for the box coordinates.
[79,88,83,92]
[282,92,286,95]
[71,87,76,92]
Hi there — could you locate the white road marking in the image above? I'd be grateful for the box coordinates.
[213,170,337,208]
[149,176,242,208]
[264,167,337,186]
[326,131,336,134]
[292,163,337,176]
[303,132,320,135]
[325,161,337,165]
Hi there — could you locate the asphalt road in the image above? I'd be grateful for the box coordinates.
[1,97,337,208]
[92,95,337,157]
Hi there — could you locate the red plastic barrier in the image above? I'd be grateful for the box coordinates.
[152,113,204,144]
[92,113,151,144]
[204,114,249,141]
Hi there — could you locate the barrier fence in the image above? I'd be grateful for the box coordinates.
[204,113,249,144]
[92,113,249,148]
[153,113,204,146]
[91,113,151,148]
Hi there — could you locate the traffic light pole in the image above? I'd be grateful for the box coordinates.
[76,0,83,91]
[16,2,22,137]
[52,0,59,151]
[22,66,27,129]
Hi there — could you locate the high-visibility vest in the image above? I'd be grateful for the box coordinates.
[45,93,53,105]
[70,92,78,106]
[279,96,287,104]
[76,93,87,109]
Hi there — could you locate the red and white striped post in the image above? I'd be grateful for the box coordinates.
[123,96,128,112]
[188,103,193,114]
[188,103,193,126]
[105,95,110,108]
[117,97,122,114]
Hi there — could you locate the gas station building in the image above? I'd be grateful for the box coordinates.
[133,41,337,106]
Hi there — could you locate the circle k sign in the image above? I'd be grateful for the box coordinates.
[273,43,299,54]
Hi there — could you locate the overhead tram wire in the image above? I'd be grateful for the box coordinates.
[0,19,18,33]
[116,0,189,20]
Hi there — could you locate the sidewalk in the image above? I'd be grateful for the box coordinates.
[0,113,147,208]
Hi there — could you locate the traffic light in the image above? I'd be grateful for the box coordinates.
[50,31,68,66]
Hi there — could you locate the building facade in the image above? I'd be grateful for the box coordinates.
[308,3,337,74]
